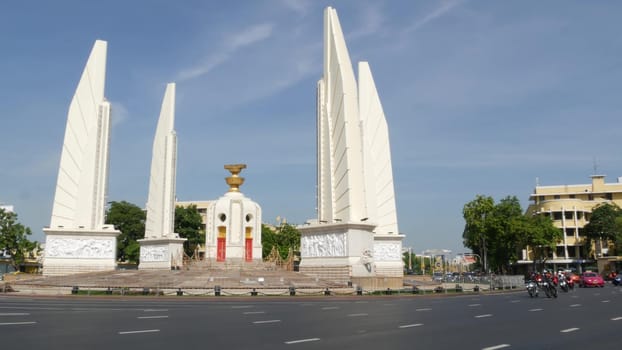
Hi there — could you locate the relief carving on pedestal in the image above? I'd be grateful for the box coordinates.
[301,233,346,257]
[140,245,169,262]
[46,237,114,259]
[374,242,401,261]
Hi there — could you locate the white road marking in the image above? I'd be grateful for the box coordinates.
[354,301,369,304]
[0,313,30,316]
[529,308,543,312]
[253,320,281,324]
[347,313,368,317]
[243,311,265,315]
[285,338,320,344]
[560,328,579,333]
[231,305,253,309]
[416,308,432,311]
[118,329,160,335]
[482,344,510,350]
[143,309,168,312]
[601,300,610,303]
[399,323,423,328]
[475,314,493,318]
[611,317,622,321]
[0,321,36,326]
[569,304,581,308]
[321,306,339,310]
[468,304,481,307]
[510,300,520,303]
[137,316,168,319]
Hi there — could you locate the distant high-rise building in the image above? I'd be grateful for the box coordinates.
[523,175,622,273]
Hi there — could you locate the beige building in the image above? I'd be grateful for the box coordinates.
[523,175,622,272]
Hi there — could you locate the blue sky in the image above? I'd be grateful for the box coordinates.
[1,0,621,256]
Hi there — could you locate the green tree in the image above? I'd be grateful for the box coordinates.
[463,195,561,273]
[462,195,494,271]
[174,205,204,257]
[106,201,145,263]
[261,223,300,259]
[584,203,622,258]
[0,208,39,271]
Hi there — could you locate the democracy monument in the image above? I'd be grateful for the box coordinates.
[39,7,405,290]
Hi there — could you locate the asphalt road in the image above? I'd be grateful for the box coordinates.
[1,285,621,350]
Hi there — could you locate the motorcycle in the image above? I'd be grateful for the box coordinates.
[539,277,558,298]
[526,280,539,298]
[558,277,569,292]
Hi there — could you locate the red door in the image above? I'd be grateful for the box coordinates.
[217,237,226,262]
[245,238,253,261]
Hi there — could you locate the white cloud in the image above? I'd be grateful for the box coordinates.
[178,23,274,81]
[404,0,464,33]
[110,101,129,127]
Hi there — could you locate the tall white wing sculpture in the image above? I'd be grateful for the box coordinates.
[43,40,120,275]
[139,83,186,270]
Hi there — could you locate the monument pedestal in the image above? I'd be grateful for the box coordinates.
[138,237,186,270]
[299,222,376,285]
[299,223,405,289]
[42,226,120,276]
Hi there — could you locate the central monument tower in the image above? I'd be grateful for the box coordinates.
[299,7,404,288]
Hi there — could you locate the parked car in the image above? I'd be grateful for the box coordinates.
[432,272,443,282]
[613,274,622,286]
[580,272,605,288]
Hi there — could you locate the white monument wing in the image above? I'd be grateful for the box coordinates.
[145,83,177,239]
[50,40,110,230]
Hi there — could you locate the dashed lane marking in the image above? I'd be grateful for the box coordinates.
[399,323,423,328]
[529,308,543,312]
[475,314,493,318]
[0,322,36,326]
[601,300,610,303]
[611,317,622,321]
[118,329,160,335]
[143,309,168,312]
[285,338,320,344]
[137,316,168,319]
[560,328,579,333]
[243,311,265,315]
[253,320,281,324]
[569,304,581,308]
[321,307,339,310]
[510,300,520,303]
[415,308,432,311]
[231,305,254,309]
[347,313,368,317]
[482,344,510,350]
[468,304,481,307]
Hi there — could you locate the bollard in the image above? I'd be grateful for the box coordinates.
[176,288,183,296]
[356,286,363,296]
[385,288,392,295]
[251,288,258,296]
[105,287,112,295]
[214,285,221,296]
[289,286,296,296]
[474,285,480,292]
[324,288,331,296]
[412,286,419,294]
[71,286,79,295]
[142,288,150,295]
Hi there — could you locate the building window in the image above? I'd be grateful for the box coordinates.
[539,196,546,202]
[553,212,562,220]
[588,194,594,200]
[569,194,576,199]
[564,212,573,220]
[605,193,613,200]
[565,228,574,237]
[578,228,585,237]
[568,246,577,258]
[556,246,565,257]
[554,195,560,199]
[577,212,583,220]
